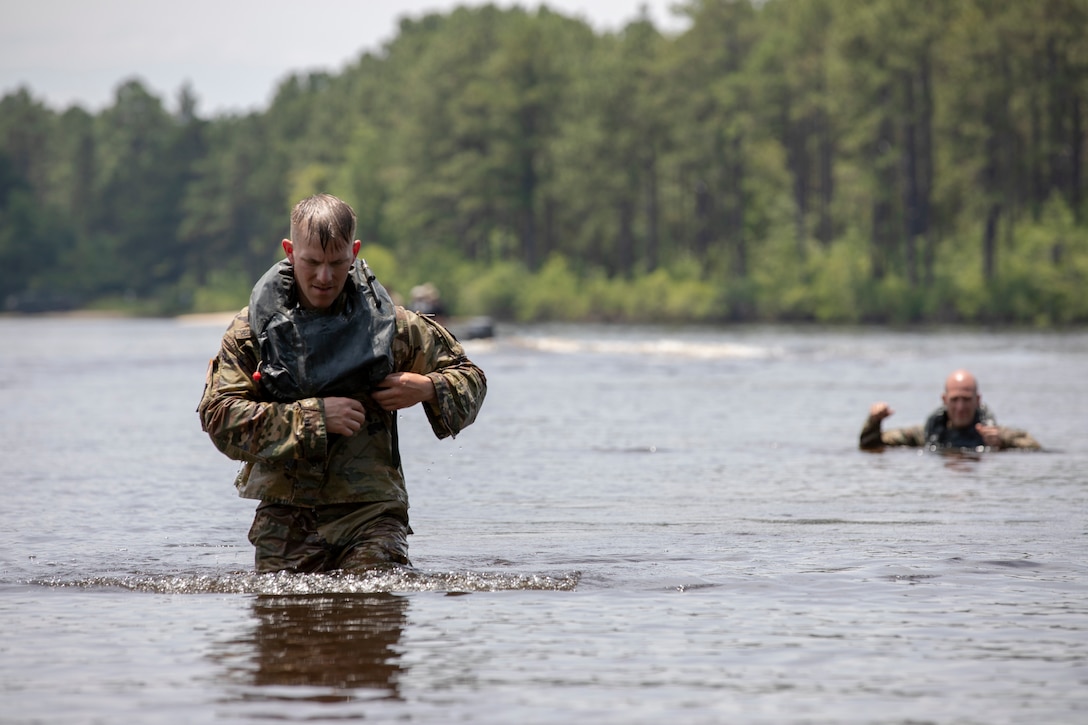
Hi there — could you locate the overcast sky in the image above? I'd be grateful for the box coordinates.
[1,0,689,117]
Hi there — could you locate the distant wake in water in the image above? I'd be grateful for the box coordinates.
[509,335,777,360]
[32,568,581,595]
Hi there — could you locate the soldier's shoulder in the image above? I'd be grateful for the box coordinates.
[999,426,1042,450]
[231,307,251,329]
[223,307,253,343]
[394,305,444,338]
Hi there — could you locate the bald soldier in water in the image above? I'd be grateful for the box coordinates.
[859,369,1041,451]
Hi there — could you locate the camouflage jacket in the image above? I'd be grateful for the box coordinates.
[198,306,486,507]
[859,404,1040,451]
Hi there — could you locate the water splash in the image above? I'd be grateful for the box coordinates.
[32,568,581,595]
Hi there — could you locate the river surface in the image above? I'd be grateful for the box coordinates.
[1,316,1086,724]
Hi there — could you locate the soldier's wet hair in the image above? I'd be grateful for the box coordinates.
[290,194,357,250]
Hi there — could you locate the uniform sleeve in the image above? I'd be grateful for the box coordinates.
[859,417,925,449]
[393,308,487,439]
[197,310,328,463]
[997,427,1042,450]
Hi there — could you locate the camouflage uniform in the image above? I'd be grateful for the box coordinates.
[859,403,1040,451]
[198,302,486,573]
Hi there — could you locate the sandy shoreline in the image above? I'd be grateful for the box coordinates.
[175,311,237,326]
[1,309,238,326]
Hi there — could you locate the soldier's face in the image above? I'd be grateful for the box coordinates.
[942,380,979,428]
[282,234,360,311]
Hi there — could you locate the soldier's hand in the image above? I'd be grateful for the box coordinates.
[976,424,1001,449]
[324,397,367,436]
[372,372,437,411]
[869,402,894,422]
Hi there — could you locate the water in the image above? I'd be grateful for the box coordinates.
[1,316,1086,724]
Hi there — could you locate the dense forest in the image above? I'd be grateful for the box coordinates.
[2,0,1087,324]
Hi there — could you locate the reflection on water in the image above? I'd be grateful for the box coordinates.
[935,448,985,471]
[866,445,1050,472]
[211,593,408,700]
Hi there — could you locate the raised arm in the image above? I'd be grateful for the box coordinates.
[859,401,925,449]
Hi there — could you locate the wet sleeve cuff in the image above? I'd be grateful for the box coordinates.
[424,372,456,438]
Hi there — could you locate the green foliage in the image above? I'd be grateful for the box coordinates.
[513,254,590,321]
[931,231,987,322]
[190,267,251,314]
[627,267,726,323]
[455,259,530,320]
[807,236,867,323]
[358,244,399,284]
[989,196,1088,325]
[440,254,726,323]
[2,1,1088,324]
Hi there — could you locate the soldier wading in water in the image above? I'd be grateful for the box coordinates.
[199,194,487,573]
[859,369,1040,452]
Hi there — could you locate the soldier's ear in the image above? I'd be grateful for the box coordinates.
[282,239,294,261]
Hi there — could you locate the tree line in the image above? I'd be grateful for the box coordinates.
[2,0,1087,324]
